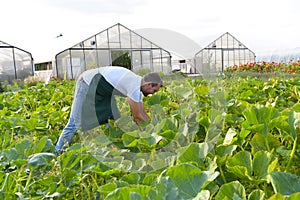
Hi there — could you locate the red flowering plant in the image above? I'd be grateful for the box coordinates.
[225,60,300,74]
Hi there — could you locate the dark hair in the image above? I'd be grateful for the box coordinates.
[143,72,163,87]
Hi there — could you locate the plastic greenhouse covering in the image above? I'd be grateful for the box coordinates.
[0,41,34,83]
[55,23,172,80]
[193,32,255,73]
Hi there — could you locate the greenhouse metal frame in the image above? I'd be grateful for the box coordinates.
[193,32,255,74]
[0,40,34,83]
[55,23,172,80]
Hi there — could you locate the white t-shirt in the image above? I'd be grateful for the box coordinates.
[79,67,143,102]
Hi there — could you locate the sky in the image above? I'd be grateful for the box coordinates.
[1,0,300,62]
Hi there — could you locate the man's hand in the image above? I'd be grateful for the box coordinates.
[126,98,149,123]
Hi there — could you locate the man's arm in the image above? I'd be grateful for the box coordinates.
[126,97,149,123]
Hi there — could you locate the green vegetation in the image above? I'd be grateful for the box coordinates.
[111,50,132,70]
[0,73,300,199]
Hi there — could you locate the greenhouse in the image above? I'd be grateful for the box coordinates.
[55,23,172,80]
[193,32,255,74]
[134,28,201,73]
[0,40,34,83]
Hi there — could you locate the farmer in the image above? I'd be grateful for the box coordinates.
[55,66,163,153]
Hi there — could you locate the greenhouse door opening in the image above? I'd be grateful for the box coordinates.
[111,50,131,70]
[222,49,234,72]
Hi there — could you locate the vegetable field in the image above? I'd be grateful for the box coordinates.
[0,73,300,199]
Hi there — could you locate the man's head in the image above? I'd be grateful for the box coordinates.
[141,72,163,96]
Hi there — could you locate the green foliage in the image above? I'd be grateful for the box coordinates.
[136,68,151,76]
[0,81,4,93]
[269,172,300,196]
[1,74,300,199]
[111,50,131,70]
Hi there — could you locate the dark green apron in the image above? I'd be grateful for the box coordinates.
[81,73,121,131]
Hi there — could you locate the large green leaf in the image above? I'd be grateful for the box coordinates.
[98,183,117,198]
[122,130,157,151]
[267,193,286,200]
[205,126,222,145]
[147,93,169,105]
[248,189,265,200]
[242,105,279,135]
[215,181,246,200]
[120,173,141,184]
[149,104,167,123]
[27,152,56,167]
[269,171,300,196]
[156,118,178,132]
[193,190,210,200]
[173,86,193,99]
[250,133,281,152]
[194,85,209,96]
[60,148,98,172]
[226,151,252,180]
[148,177,179,200]
[223,128,237,145]
[15,139,31,158]
[268,192,300,200]
[105,185,154,200]
[115,116,140,132]
[122,131,140,147]
[31,136,54,153]
[288,192,300,200]
[216,145,237,158]
[287,111,300,139]
[164,163,218,199]
[177,142,212,165]
[253,151,276,180]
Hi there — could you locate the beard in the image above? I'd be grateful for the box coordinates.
[142,91,150,96]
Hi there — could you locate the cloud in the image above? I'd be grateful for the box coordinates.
[44,0,145,14]
[1,0,300,62]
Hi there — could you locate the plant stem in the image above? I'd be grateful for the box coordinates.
[218,165,227,184]
[263,182,268,196]
[24,170,33,192]
[265,135,270,152]
[10,129,14,146]
[0,173,9,192]
[285,136,297,172]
